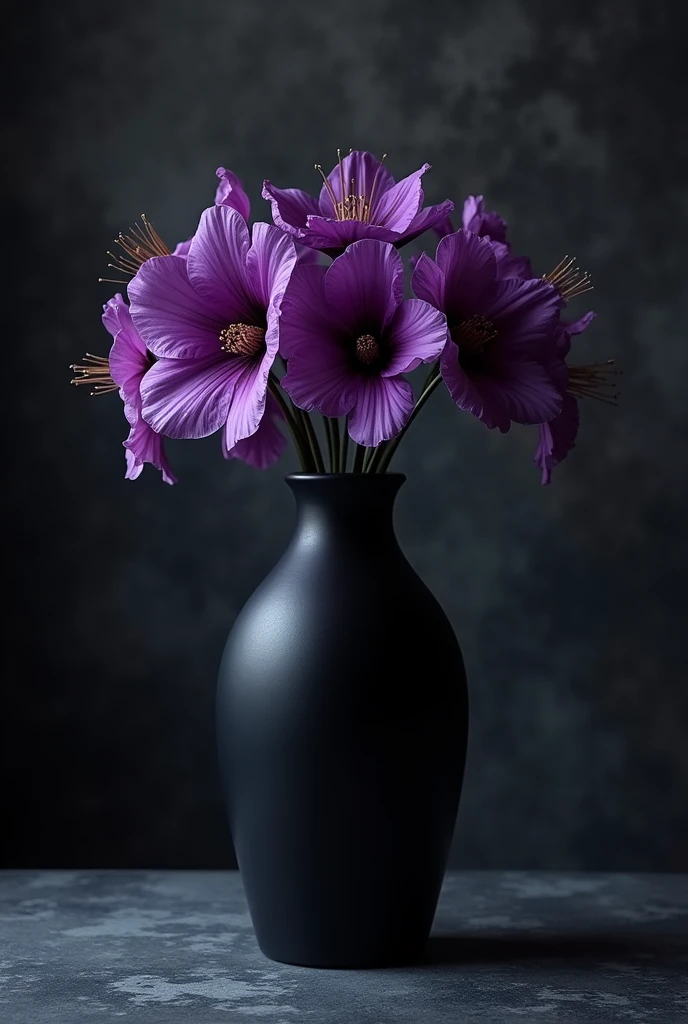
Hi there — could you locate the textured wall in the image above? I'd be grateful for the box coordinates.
[4,0,687,870]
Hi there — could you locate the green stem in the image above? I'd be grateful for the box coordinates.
[362,447,377,473]
[323,417,335,473]
[352,443,367,474]
[369,365,442,474]
[300,408,326,473]
[330,418,341,473]
[339,419,349,472]
[268,375,312,471]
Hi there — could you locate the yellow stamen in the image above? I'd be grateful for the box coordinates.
[544,255,593,301]
[220,323,266,357]
[99,214,172,284]
[354,333,380,365]
[70,354,118,395]
[452,315,498,354]
[568,360,619,405]
[314,150,387,224]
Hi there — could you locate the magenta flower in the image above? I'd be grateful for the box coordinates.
[534,311,619,484]
[71,295,176,484]
[127,206,297,454]
[412,229,564,432]
[279,239,447,447]
[263,150,453,256]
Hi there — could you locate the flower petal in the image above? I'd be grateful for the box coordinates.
[462,195,508,243]
[436,229,498,317]
[107,302,150,399]
[383,299,447,376]
[140,352,248,439]
[224,358,271,451]
[319,150,395,217]
[281,349,357,419]
[302,216,398,252]
[224,392,286,469]
[278,264,334,360]
[478,357,563,427]
[186,206,254,323]
[128,255,222,360]
[173,238,192,258]
[440,339,491,425]
[245,222,298,311]
[372,164,428,232]
[397,199,455,246]
[534,393,580,484]
[124,420,177,484]
[484,277,562,352]
[411,252,445,309]
[323,239,403,334]
[347,376,414,447]
[492,243,532,281]
[262,181,320,236]
[215,167,251,220]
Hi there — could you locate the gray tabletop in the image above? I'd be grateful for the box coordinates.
[0,871,686,1023]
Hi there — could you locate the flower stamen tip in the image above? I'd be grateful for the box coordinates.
[220,323,266,358]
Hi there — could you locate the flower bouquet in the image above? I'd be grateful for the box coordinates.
[71,150,615,482]
[71,151,617,969]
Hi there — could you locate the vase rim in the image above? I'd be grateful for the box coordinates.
[286,473,406,483]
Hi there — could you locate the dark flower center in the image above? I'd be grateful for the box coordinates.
[354,333,381,366]
[451,315,498,372]
[220,323,266,358]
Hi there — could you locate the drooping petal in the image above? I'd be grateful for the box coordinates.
[534,393,580,484]
[396,199,455,246]
[215,167,251,220]
[565,310,597,337]
[262,181,320,236]
[301,216,397,251]
[372,164,428,232]
[411,252,446,309]
[347,375,414,447]
[223,358,270,451]
[140,352,249,439]
[281,348,357,419]
[245,222,298,311]
[224,391,286,469]
[124,420,177,485]
[107,303,150,398]
[278,264,335,360]
[477,357,563,427]
[383,299,447,376]
[440,340,490,425]
[186,205,254,323]
[102,294,134,340]
[128,255,222,360]
[323,239,404,334]
[436,229,498,317]
[319,150,395,216]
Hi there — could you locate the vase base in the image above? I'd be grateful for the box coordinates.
[256,939,428,970]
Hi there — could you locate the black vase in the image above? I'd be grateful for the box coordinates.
[216,473,468,967]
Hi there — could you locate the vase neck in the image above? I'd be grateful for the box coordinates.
[286,474,405,551]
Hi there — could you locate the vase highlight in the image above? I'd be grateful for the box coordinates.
[216,474,468,967]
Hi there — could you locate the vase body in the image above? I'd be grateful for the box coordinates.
[216,473,468,967]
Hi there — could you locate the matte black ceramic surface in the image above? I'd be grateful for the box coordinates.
[217,474,468,967]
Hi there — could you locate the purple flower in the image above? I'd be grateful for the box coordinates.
[279,239,447,447]
[435,194,508,242]
[71,295,176,484]
[128,206,297,454]
[412,229,564,432]
[263,150,453,256]
[534,311,618,485]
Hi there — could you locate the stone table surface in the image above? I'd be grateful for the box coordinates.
[0,871,686,1023]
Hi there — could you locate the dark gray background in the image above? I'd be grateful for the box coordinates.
[4,0,687,871]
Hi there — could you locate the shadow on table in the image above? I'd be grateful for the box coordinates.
[424,932,674,967]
